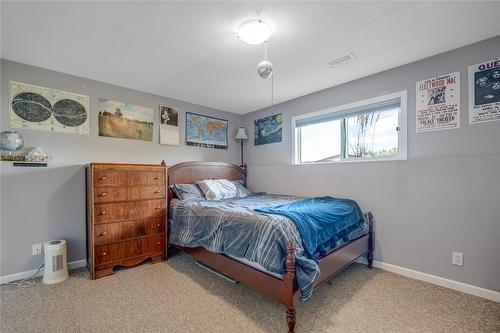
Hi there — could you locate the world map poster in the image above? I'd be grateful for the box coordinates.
[186,112,228,149]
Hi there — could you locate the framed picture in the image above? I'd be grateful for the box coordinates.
[416,72,460,133]
[468,58,500,124]
[254,113,282,145]
[185,112,228,149]
[159,105,180,145]
[9,81,89,135]
[98,98,153,141]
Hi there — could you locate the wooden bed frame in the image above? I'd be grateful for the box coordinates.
[166,161,374,333]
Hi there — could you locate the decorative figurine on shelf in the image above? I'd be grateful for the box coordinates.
[24,147,51,163]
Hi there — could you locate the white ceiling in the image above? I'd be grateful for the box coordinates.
[2,1,500,114]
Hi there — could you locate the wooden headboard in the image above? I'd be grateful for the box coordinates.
[166,161,247,201]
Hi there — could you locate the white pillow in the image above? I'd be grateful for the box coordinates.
[196,179,239,200]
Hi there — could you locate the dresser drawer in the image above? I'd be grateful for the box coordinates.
[94,171,164,187]
[94,199,166,223]
[94,217,165,245]
[94,235,165,265]
[94,185,165,203]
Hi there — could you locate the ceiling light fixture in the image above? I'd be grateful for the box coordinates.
[237,20,271,45]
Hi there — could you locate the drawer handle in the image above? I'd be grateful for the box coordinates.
[156,242,161,245]
[102,252,107,256]
[154,191,161,194]
[99,211,107,215]
[100,231,107,236]
[155,207,161,210]
[99,177,108,181]
[99,192,107,197]
[154,176,161,180]
[156,224,161,228]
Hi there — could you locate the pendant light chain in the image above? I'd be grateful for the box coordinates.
[271,71,274,114]
[266,41,274,114]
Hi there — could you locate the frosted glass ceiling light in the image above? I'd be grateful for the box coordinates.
[237,20,271,45]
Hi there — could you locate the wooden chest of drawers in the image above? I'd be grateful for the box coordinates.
[86,163,167,279]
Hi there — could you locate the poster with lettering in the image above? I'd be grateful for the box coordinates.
[468,58,500,124]
[416,72,460,133]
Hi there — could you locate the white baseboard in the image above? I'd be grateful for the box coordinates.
[357,258,499,303]
[2,257,499,303]
[0,259,87,285]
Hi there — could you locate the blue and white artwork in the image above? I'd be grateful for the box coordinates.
[468,58,500,124]
[254,113,282,146]
[186,112,228,149]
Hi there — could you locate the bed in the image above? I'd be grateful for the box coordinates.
[166,161,374,333]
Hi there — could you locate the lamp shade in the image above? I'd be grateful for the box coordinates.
[235,127,248,140]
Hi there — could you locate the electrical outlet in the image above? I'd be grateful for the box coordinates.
[32,243,42,256]
[452,252,463,266]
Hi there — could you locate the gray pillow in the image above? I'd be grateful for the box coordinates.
[232,180,251,197]
[170,184,205,201]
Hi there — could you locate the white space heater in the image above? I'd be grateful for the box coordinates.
[42,240,69,284]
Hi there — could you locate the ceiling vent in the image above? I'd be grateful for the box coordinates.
[326,53,355,67]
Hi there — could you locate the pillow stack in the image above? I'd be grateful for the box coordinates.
[170,179,250,201]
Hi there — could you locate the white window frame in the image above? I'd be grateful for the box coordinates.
[292,90,407,165]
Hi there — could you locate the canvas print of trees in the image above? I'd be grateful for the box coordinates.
[98,99,153,141]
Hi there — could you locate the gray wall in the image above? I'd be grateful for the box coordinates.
[0,59,242,276]
[2,36,499,293]
[242,36,500,291]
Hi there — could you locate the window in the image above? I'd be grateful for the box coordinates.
[293,91,407,164]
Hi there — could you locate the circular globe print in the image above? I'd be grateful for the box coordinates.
[53,99,87,127]
[11,92,52,122]
[0,131,24,152]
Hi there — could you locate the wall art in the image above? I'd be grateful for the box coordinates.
[416,72,460,132]
[159,105,180,145]
[10,81,89,135]
[254,113,282,145]
[185,112,228,149]
[468,58,500,124]
[98,99,153,141]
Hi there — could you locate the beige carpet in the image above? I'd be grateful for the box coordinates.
[1,252,499,333]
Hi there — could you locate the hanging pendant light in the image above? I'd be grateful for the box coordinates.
[257,42,275,111]
[257,60,273,79]
[257,41,273,79]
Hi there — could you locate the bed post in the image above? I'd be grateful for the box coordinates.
[240,163,248,187]
[367,212,374,269]
[284,241,296,333]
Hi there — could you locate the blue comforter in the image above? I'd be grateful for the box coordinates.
[255,196,365,261]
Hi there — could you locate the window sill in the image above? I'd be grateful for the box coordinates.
[292,155,407,165]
